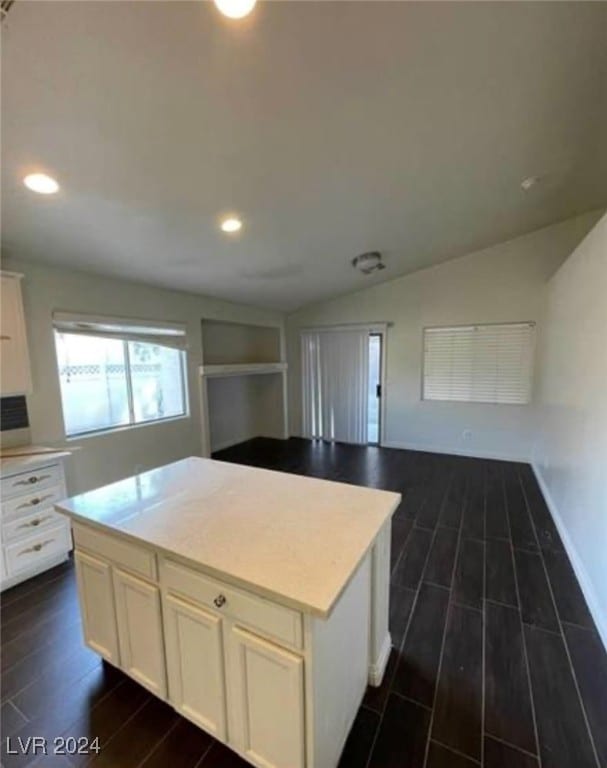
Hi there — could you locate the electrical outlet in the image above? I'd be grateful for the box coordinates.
[462,429,472,441]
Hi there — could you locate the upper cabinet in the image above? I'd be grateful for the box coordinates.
[0,273,32,396]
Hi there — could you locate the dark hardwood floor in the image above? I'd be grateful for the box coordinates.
[2,438,605,768]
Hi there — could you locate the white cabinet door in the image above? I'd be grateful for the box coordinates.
[163,594,227,740]
[74,551,119,664]
[113,569,166,698]
[227,625,305,768]
[0,274,32,396]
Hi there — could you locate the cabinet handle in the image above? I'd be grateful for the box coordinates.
[17,493,53,510]
[0,335,11,341]
[14,474,51,487]
[17,515,53,530]
[18,539,54,556]
[214,594,227,608]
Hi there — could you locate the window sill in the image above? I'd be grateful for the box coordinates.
[65,413,191,441]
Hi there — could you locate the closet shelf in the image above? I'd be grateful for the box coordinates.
[199,362,287,379]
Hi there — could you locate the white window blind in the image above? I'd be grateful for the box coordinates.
[423,322,535,405]
[52,312,187,350]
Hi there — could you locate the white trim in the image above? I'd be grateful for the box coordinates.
[379,329,388,447]
[532,463,607,653]
[368,632,392,687]
[210,434,289,454]
[0,552,69,592]
[199,362,287,379]
[380,439,529,463]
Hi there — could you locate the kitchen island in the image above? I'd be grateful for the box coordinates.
[55,457,399,768]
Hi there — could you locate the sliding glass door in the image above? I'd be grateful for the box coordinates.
[301,326,384,446]
[368,334,382,444]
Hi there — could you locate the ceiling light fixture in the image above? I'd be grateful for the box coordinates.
[23,173,59,195]
[352,251,385,275]
[220,216,243,233]
[213,0,256,19]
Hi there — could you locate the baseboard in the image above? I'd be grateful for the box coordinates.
[368,632,392,687]
[211,433,288,453]
[532,463,607,653]
[0,552,69,592]
[380,439,529,463]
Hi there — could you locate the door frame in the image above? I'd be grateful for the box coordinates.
[368,331,385,446]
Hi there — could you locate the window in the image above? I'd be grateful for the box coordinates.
[422,322,535,405]
[54,317,188,436]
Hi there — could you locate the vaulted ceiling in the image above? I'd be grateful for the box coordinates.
[2,1,606,310]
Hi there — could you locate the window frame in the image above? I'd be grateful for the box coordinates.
[54,331,190,438]
[420,321,536,406]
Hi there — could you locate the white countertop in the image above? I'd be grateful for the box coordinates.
[56,457,400,617]
[0,446,72,477]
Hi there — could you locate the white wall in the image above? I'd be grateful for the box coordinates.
[0,256,283,495]
[533,212,607,647]
[287,211,602,461]
[207,373,285,452]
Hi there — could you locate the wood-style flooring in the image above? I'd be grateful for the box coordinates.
[1,438,605,768]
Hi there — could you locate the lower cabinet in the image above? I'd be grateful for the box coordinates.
[163,594,227,739]
[74,538,306,768]
[75,551,166,698]
[74,551,120,665]
[227,625,305,768]
[113,568,166,698]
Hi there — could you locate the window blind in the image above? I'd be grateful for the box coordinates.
[301,328,369,444]
[52,312,187,350]
[422,322,535,405]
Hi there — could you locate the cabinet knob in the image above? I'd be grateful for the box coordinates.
[214,594,227,608]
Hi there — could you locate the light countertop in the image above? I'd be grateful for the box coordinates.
[0,446,72,477]
[55,457,400,617]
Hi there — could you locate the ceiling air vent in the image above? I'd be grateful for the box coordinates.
[352,251,385,275]
[1,0,15,24]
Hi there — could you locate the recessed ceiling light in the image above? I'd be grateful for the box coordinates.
[23,173,59,195]
[520,175,541,192]
[220,217,243,233]
[214,0,256,19]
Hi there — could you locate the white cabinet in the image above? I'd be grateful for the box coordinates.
[113,569,166,698]
[1,459,72,591]
[0,273,32,396]
[227,626,305,768]
[75,550,120,664]
[163,594,227,739]
[69,521,385,768]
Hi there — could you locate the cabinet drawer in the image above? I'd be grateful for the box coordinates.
[3,508,66,542]
[73,522,157,581]
[1,465,63,500]
[4,522,71,576]
[2,484,64,521]
[162,559,303,650]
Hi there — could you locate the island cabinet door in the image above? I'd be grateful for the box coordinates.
[227,625,305,768]
[74,551,120,664]
[163,594,227,740]
[112,569,166,699]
